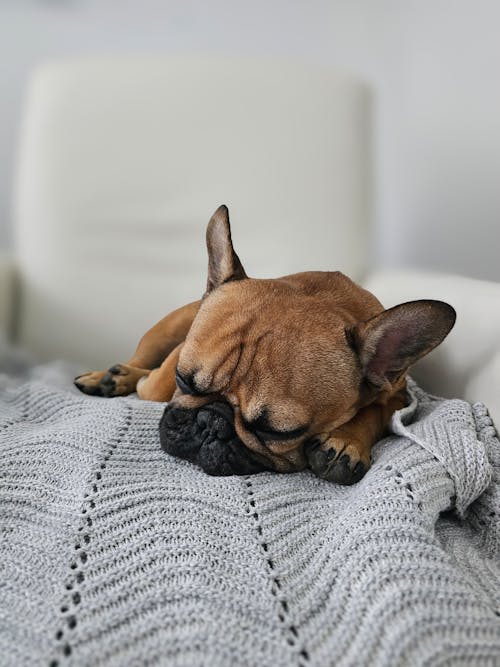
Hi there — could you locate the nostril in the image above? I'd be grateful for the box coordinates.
[207,401,235,424]
[196,411,210,428]
[215,417,233,441]
[162,407,183,427]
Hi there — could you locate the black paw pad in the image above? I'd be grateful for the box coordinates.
[100,373,116,397]
[305,444,337,475]
[305,444,367,485]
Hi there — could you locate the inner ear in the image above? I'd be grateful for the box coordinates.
[205,205,247,293]
[348,300,456,389]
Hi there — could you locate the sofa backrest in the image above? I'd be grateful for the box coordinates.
[13,56,371,368]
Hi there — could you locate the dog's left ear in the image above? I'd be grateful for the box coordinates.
[205,205,248,293]
[347,300,456,390]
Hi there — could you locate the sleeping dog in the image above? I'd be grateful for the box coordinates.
[75,205,456,484]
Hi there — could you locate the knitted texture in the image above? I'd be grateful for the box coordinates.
[1,376,499,667]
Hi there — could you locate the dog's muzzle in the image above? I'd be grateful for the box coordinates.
[159,401,271,476]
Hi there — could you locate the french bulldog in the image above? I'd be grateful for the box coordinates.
[74,205,456,484]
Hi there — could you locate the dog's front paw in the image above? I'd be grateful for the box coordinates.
[306,435,370,485]
[74,370,111,396]
[74,364,147,397]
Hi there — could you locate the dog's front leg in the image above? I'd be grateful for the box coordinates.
[74,301,200,397]
[136,342,183,402]
[306,387,408,485]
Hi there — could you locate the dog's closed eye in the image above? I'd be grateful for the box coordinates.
[245,413,308,441]
[175,370,204,396]
[253,425,308,441]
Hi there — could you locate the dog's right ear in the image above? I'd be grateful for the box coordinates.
[206,205,248,293]
[347,300,456,391]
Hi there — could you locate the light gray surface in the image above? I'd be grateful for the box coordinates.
[1,372,499,667]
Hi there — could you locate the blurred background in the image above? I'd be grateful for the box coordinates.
[0,0,499,395]
[1,0,499,279]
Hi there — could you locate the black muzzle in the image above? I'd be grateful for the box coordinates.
[159,401,271,476]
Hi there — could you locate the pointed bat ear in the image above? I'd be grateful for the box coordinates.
[347,300,456,390]
[205,205,248,294]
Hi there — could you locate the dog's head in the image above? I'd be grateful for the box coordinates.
[160,206,456,482]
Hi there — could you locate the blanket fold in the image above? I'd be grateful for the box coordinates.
[391,381,493,517]
[1,377,499,667]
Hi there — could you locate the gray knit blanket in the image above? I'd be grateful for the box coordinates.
[1,372,499,667]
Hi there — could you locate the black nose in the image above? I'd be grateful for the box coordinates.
[159,401,269,476]
[199,400,234,424]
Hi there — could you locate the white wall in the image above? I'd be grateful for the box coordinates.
[1,0,499,280]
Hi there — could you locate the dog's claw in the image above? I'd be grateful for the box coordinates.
[99,373,117,397]
[306,438,369,485]
[73,364,139,398]
[73,378,104,397]
[351,461,366,482]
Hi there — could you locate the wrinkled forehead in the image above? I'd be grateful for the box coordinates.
[178,282,356,406]
[187,278,353,341]
[177,286,252,388]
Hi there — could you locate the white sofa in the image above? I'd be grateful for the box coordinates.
[2,56,499,427]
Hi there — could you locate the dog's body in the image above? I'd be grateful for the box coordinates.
[75,206,455,484]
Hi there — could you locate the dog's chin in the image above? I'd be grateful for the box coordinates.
[159,401,272,476]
